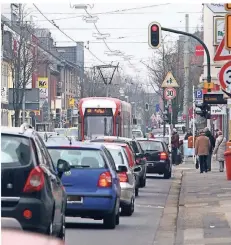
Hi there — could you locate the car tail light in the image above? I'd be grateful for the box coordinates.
[97,171,112,187]
[160,152,168,160]
[23,167,45,193]
[118,172,128,182]
[23,209,32,219]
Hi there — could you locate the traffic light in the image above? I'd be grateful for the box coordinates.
[195,103,211,119]
[145,103,149,111]
[148,22,161,49]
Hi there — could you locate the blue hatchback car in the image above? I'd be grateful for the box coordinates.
[45,139,121,229]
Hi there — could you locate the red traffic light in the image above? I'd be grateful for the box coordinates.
[151,25,158,32]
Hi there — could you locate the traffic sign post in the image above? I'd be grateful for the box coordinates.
[195,89,203,104]
[164,88,177,100]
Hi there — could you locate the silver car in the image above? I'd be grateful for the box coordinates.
[104,144,141,216]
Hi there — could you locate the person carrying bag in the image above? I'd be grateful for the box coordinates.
[213,131,226,172]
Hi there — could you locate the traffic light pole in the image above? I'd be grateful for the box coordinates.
[161,27,211,88]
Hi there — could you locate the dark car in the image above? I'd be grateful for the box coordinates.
[45,138,121,229]
[1,124,69,240]
[137,138,172,179]
[90,136,147,188]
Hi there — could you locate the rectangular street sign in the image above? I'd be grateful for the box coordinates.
[203,93,227,104]
[195,89,203,104]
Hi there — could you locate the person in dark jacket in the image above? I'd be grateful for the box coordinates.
[184,130,193,140]
[171,129,180,165]
[204,127,215,171]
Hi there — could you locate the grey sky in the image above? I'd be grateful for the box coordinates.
[1,3,202,81]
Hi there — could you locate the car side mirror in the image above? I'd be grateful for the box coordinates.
[57,159,71,178]
[117,165,128,173]
[133,166,142,173]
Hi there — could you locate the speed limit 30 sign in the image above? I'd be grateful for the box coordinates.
[219,60,231,96]
[164,88,177,100]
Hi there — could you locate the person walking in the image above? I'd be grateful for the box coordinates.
[171,128,180,165]
[213,130,226,172]
[204,127,215,171]
[195,129,210,173]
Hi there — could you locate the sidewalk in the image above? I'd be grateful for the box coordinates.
[175,161,231,245]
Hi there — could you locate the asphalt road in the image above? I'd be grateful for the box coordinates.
[65,174,174,245]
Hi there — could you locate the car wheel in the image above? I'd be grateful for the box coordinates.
[164,169,172,179]
[121,197,134,216]
[139,177,146,188]
[135,188,139,197]
[58,214,65,240]
[115,211,120,225]
[103,208,116,229]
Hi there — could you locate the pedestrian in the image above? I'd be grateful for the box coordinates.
[184,130,193,140]
[171,128,180,165]
[213,130,226,172]
[195,129,210,173]
[214,129,219,139]
[204,127,215,171]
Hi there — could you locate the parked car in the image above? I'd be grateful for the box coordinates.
[91,136,147,188]
[45,140,121,229]
[102,144,141,216]
[136,138,172,179]
[1,124,69,240]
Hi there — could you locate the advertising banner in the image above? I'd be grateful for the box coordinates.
[37,77,48,107]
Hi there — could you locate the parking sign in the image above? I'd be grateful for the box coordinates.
[195,89,203,104]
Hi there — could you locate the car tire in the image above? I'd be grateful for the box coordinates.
[135,188,139,197]
[121,197,134,216]
[139,177,146,188]
[58,213,65,240]
[164,169,172,179]
[115,212,120,225]
[103,208,116,229]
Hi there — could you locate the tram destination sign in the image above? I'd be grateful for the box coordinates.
[203,93,227,104]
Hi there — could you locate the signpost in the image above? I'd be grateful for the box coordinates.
[195,89,203,104]
[164,88,176,100]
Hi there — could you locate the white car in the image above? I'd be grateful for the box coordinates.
[103,144,141,216]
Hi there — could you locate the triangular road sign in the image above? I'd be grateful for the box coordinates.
[161,72,179,88]
[214,36,231,61]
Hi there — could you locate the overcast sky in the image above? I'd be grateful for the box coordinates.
[1,3,202,83]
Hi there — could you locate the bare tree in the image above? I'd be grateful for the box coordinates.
[9,5,47,126]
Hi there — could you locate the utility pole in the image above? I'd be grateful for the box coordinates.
[183,14,190,130]
[162,39,166,137]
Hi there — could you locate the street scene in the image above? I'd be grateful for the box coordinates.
[1,2,231,245]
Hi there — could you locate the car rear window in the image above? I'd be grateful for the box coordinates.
[138,141,163,151]
[47,148,107,169]
[106,148,124,167]
[132,131,143,138]
[1,134,31,166]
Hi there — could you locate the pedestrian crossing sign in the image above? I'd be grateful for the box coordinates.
[161,72,179,88]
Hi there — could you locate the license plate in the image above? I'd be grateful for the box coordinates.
[67,195,83,204]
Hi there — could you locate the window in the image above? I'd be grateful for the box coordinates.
[1,134,31,166]
[107,148,124,167]
[138,141,163,152]
[48,148,107,169]
[104,148,117,171]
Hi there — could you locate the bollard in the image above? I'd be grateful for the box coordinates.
[224,151,231,180]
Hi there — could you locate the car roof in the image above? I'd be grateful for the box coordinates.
[136,138,162,142]
[46,140,104,150]
[1,126,34,138]
[100,143,123,150]
[91,136,134,142]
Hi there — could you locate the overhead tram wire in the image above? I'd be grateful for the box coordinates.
[33,4,108,65]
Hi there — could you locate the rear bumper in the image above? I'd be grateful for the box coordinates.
[120,183,134,205]
[1,197,52,234]
[146,161,170,174]
[65,193,116,218]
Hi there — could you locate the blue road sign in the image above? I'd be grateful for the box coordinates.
[155,104,160,112]
[195,89,203,99]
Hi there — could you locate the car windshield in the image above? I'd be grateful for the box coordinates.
[107,148,125,167]
[1,134,31,166]
[66,129,78,136]
[47,148,106,168]
[138,141,163,151]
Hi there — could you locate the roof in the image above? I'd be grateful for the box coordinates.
[136,138,162,142]
[99,143,123,150]
[46,140,104,150]
[91,136,134,143]
[1,126,34,138]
